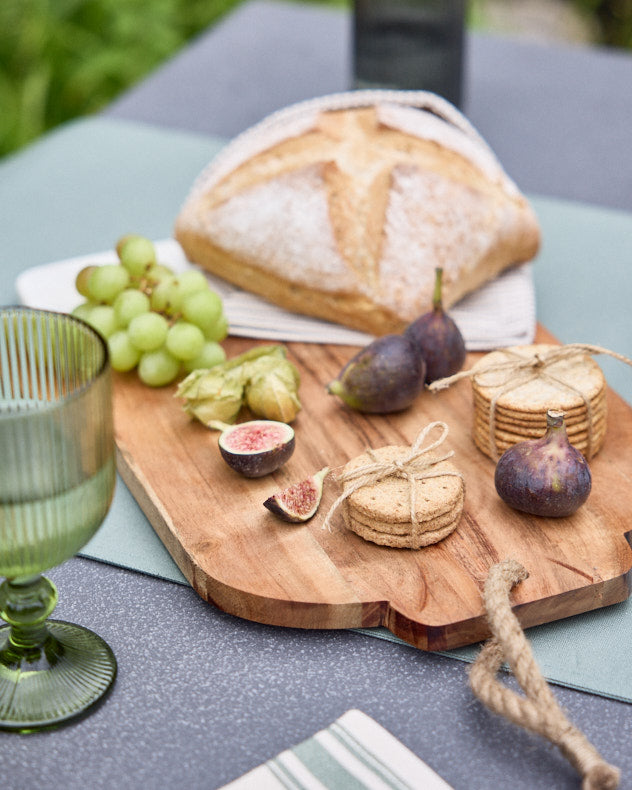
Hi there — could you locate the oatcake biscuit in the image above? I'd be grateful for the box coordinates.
[473,415,606,443]
[472,391,606,424]
[471,344,606,413]
[473,425,606,459]
[342,446,464,524]
[470,343,608,459]
[472,406,606,433]
[338,438,465,549]
[343,507,461,549]
[348,491,465,536]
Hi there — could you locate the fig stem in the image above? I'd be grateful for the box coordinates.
[546,409,565,429]
[327,380,344,397]
[432,267,444,312]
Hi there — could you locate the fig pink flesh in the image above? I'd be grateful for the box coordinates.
[277,481,317,513]
[224,424,287,452]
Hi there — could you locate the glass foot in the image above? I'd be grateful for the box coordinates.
[0,620,117,733]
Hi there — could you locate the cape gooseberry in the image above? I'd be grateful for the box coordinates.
[211,419,295,478]
[494,410,592,517]
[404,267,466,384]
[263,467,330,523]
[327,334,425,413]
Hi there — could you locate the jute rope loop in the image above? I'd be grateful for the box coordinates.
[322,421,463,532]
[428,343,632,460]
[469,560,620,789]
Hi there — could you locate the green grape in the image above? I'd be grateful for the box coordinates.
[71,301,96,323]
[182,340,227,373]
[84,305,119,339]
[177,269,208,293]
[146,264,175,285]
[118,235,156,276]
[108,330,141,372]
[182,289,223,333]
[138,347,180,387]
[128,312,169,352]
[75,266,98,298]
[166,270,209,313]
[87,264,130,304]
[115,234,136,258]
[165,321,205,361]
[113,288,151,327]
[150,277,178,314]
[204,312,229,342]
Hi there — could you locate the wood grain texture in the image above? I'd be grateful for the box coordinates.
[113,326,632,650]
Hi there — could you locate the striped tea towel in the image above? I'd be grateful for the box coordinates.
[220,709,453,790]
[16,238,535,352]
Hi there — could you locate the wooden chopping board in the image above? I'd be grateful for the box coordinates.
[113,325,632,651]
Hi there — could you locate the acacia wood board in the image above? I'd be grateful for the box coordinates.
[112,325,632,651]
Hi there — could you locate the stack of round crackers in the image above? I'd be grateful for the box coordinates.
[471,344,607,460]
[340,445,465,549]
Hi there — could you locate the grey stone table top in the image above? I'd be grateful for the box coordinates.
[5,2,632,788]
[5,558,631,790]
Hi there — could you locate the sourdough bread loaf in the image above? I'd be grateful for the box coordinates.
[174,91,541,336]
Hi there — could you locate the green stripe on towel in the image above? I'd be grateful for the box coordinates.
[329,721,412,789]
[278,739,369,789]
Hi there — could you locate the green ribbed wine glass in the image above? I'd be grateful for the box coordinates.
[0,307,117,732]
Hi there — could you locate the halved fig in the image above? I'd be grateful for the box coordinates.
[213,419,295,478]
[264,467,330,523]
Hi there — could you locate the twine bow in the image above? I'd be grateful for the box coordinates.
[323,421,462,532]
[429,343,632,460]
[469,560,620,789]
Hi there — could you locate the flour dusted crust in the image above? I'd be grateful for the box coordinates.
[174,91,541,335]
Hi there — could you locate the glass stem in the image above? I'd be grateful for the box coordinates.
[0,575,58,661]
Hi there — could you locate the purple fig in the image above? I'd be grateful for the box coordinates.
[327,334,425,413]
[264,467,330,523]
[494,410,592,517]
[212,419,295,477]
[404,267,466,383]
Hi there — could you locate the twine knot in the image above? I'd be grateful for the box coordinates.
[469,559,620,789]
[322,421,462,532]
[533,352,546,367]
[428,343,632,460]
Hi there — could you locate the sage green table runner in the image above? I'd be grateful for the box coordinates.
[2,116,631,705]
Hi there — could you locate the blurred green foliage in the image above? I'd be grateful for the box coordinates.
[0,0,241,158]
[0,0,630,161]
[575,0,632,47]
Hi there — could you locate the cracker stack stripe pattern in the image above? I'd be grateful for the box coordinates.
[341,445,465,549]
[470,344,607,460]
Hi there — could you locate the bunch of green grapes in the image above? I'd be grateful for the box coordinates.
[73,235,228,386]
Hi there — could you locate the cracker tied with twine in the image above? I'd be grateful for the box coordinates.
[429,343,632,461]
[323,421,465,549]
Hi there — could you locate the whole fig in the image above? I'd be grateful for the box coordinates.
[494,410,592,517]
[404,267,466,383]
[327,334,425,413]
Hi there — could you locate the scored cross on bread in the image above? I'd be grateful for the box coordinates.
[174,94,540,336]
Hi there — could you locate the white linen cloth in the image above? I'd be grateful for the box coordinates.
[16,238,535,350]
[220,709,453,790]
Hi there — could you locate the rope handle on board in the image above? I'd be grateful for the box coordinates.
[469,560,620,789]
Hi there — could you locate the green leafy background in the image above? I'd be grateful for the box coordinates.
[0,0,630,161]
[0,0,242,158]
